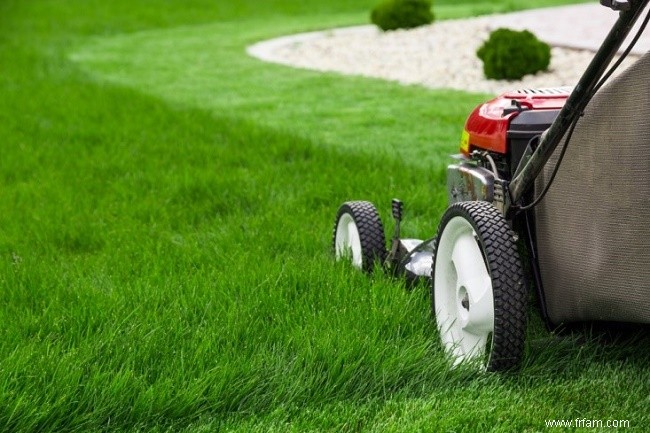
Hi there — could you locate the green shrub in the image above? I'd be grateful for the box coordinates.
[371,0,434,31]
[477,28,551,80]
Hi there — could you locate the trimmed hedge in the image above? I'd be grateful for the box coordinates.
[477,28,551,80]
[371,0,434,31]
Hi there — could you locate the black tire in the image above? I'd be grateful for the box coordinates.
[332,201,387,273]
[431,201,527,371]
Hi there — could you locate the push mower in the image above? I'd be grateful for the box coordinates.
[332,0,650,371]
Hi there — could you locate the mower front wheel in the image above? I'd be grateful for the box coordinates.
[333,201,387,273]
[431,201,527,371]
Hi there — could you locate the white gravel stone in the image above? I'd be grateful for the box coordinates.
[247,6,644,95]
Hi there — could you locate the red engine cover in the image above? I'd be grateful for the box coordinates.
[462,88,571,155]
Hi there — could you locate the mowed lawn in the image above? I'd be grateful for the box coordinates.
[1,0,649,432]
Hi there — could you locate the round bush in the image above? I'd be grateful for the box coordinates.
[371,0,434,31]
[477,28,551,80]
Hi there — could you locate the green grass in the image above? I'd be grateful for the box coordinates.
[3,0,649,432]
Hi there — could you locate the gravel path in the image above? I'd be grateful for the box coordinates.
[247,4,647,94]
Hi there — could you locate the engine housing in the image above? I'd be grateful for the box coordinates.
[461,87,571,178]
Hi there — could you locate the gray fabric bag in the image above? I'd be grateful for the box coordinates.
[535,51,650,325]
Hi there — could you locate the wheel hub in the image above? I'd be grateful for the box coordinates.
[460,287,470,311]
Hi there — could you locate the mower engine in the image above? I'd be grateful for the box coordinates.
[449,88,570,207]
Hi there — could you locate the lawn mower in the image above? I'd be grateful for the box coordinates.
[332,0,650,371]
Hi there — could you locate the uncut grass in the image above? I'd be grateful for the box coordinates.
[0,96,444,430]
[3,0,648,431]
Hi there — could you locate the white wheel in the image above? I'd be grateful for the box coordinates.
[432,201,527,371]
[435,216,495,365]
[335,212,363,268]
[333,201,386,273]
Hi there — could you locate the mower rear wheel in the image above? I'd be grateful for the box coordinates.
[333,201,387,273]
[431,201,527,371]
